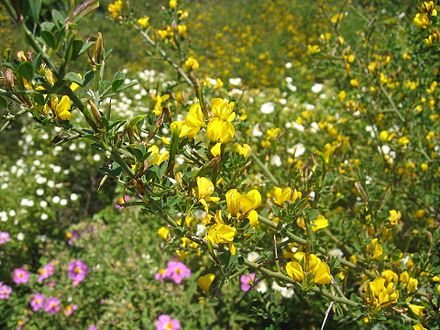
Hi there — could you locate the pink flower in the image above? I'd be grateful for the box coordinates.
[63,304,78,316]
[37,262,56,283]
[12,268,30,284]
[67,260,89,286]
[240,273,256,292]
[0,282,12,299]
[166,261,191,284]
[156,314,181,330]
[44,297,61,314]
[30,293,45,311]
[0,231,11,245]
[155,268,167,281]
[88,325,98,330]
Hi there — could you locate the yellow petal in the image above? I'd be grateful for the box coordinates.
[198,273,216,293]
[286,261,304,282]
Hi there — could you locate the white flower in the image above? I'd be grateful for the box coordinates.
[256,280,268,293]
[252,125,263,137]
[17,232,25,241]
[292,122,305,132]
[70,193,78,201]
[52,196,61,204]
[229,77,242,86]
[305,103,315,111]
[271,281,294,298]
[196,224,207,237]
[285,76,293,83]
[285,62,293,69]
[8,210,16,217]
[93,154,101,162]
[246,252,260,263]
[60,199,68,206]
[40,213,48,221]
[287,83,297,92]
[329,248,344,258]
[270,155,282,167]
[260,102,275,114]
[311,83,324,94]
[36,189,44,196]
[40,200,48,208]
[287,143,305,157]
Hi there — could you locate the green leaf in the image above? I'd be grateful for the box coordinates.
[41,31,56,48]
[0,96,7,109]
[64,72,83,86]
[21,0,41,22]
[17,62,34,81]
[111,71,125,92]
[51,9,64,24]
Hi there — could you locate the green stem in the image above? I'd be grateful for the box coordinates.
[251,153,279,185]
[244,260,359,307]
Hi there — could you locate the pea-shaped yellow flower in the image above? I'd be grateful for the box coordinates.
[180,103,205,138]
[210,98,236,122]
[198,273,216,293]
[206,118,235,143]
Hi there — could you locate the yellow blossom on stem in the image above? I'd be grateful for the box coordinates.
[198,273,216,293]
[108,0,123,19]
[157,226,170,240]
[311,215,329,232]
[234,143,252,158]
[388,210,401,226]
[179,103,205,138]
[137,16,150,29]
[413,324,427,330]
[286,252,331,285]
[206,118,235,143]
[364,277,399,308]
[184,57,199,71]
[408,303,425,317]
[206,211,237,255]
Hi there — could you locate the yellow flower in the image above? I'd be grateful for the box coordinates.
[408,303,425,317]
[314,262,332,284]
[367,238,383,260]
[148,145,169,166]
[364,277,399,308]
[388,210,401,225]
[311,215,329,232]
[234,143,252,158]
[226,189,241,216]
[273,187,292,206]
[407,277,419,293]
[413,13,430,28]
[210,143,222,157]
[350,78,360,88]
[413,324,427,330]
[179,103,205,138]
[169,0,177,9]
[206,221,237,255]
[157,226,170,240]
[381,270,398,283]
[55,95,72,120]
[206,118,235,143]
[137,16,150,29]
[152,94,170,116]
[108,0,123,19]
[331,13,344,24]
[286,261,304,282]
[240,190,261,214]
[210,98,235,122]
[307,44,320,54]
[195,177,219,204]
[184,57,199,71]
[286,253,331,285]
[198,273,216,293]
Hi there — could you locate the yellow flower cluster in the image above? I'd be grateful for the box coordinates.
[363,276,399,308]
[108,0,123,19]
[285,252,331,285]
[226,188,261,226]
